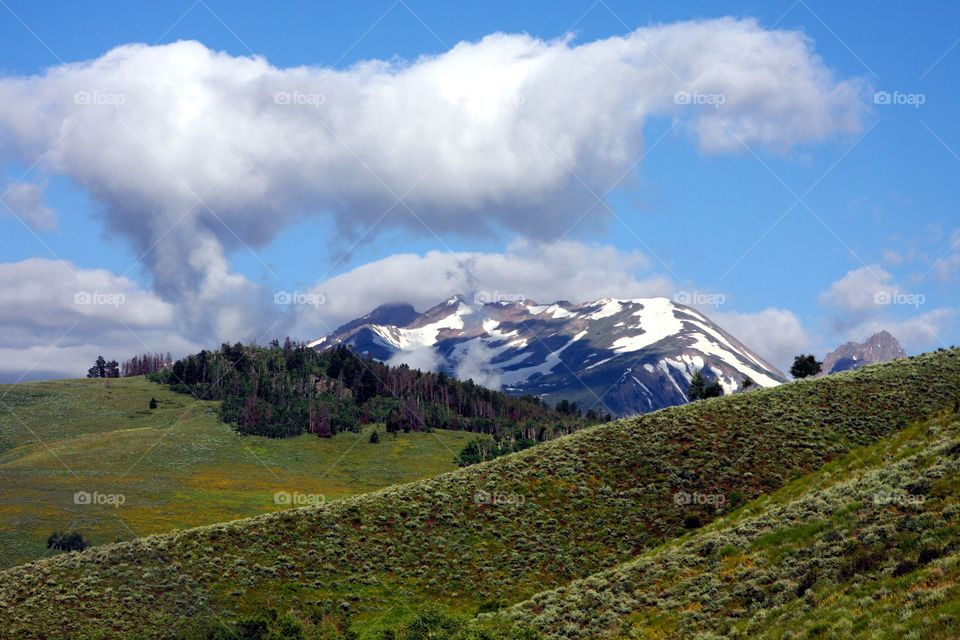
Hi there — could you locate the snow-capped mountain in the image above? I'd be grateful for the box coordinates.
[309,295,786,416]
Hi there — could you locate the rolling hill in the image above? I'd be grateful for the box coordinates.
[495,407,960,638]
[1,349,957,638]
[0,376,477,569]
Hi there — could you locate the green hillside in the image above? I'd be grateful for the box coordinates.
[1,350,959,639]
[495,408,960,639]
[0,377,476,569]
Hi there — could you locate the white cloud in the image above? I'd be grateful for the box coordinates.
[453,340,503,388]
[0,258,198,381]
[931,254,960,283]
[929,228,960,283]
[1,182,57,231]
[712,308,809,372]
[291,240,674,336]
[882,249,905,267]
[852,308,958,352]
[819,265,898,316]
[818,264,956,356]
[0,20,865,343]
[387,345,443,372]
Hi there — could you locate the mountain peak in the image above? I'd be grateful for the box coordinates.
[311,294,785,416]
[867,329,898,344]
[365,302,419,324]
[822,330,906,374]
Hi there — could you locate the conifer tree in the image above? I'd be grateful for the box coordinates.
[87,355,107,378]
[790,354,822,379]
[687,368,706,400]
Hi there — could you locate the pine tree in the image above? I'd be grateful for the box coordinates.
[687,368,706,400]
[87,356,108,378]
[47,530,88,552]
[356,368,379,405]
[149,398,158,409]
[790,354,822,379]
[703,380,724,398]
[369,430,380,444]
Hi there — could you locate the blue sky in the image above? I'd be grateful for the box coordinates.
[0,0,957,380]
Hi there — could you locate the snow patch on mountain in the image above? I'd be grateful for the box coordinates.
[687,332,781,387]
[586,299,623,320]
[546,304,576,319]
[610,298,684,353]
[311,295,786,416]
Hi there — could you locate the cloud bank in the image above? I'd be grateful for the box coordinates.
[819,265,957,353]
[1,182,58,231]
[0,258,198,381]
[290,239,672,336]
[0,18,865,347]
[713,308,810,372]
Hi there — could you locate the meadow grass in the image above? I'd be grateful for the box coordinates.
[0,376,475,568]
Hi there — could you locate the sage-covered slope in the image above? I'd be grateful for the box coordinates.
[2,350,959,639]
[496,409,960,639]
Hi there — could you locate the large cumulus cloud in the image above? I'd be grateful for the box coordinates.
[0,18,865,345]
[0,258,199,381]
[0,19,863,372]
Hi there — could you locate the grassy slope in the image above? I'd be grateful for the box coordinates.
[496,409,960,639]
[1,350,959,639]
[0,377,475,568]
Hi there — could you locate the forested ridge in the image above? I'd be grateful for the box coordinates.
[152,340,605,439]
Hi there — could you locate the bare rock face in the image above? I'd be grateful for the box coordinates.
[822,330,907,374]
[309,295,787,416]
